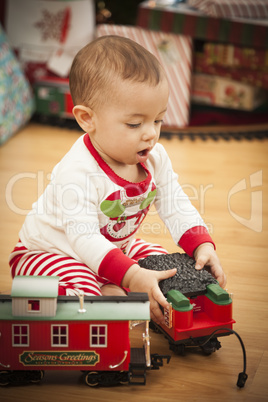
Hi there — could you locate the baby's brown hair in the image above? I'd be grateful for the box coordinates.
[69,35,165,110]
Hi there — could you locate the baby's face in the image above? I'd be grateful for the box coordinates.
[89,77,169,168]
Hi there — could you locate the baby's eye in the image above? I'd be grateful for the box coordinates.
[155,119,164,125]
[126,123,141,129]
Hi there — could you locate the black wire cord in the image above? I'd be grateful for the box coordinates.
[190,327,248,388]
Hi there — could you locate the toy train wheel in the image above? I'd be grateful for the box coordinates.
[119,371,129,385]
[169,343,186,356]
[84,371,129,387]
[85,371,99,387]
[149,321,162,334]
[0,370,45,386]
[200,338,221,355]
[0,371,10,386]
[30,370,44,383]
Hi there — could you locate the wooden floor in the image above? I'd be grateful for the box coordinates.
[0,123,267,401]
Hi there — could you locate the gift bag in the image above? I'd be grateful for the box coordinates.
[4,0,95,82]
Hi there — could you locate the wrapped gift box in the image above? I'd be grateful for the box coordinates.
[202,43,268,70]
[0,23,34,145]
[188,0,268,19]
[194,52,268,90]
[191,73,266,111]
[96,24,193,129]
[137,1,268,49]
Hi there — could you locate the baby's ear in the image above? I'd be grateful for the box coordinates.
[72,105,95,133]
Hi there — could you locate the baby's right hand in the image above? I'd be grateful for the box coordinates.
[122,264,177,324]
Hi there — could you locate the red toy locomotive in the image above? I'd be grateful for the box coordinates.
[152,284,235,351]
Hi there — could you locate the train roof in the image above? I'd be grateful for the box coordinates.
[0,293,150,322]
[0,276,150,321]
[11,276,59,298]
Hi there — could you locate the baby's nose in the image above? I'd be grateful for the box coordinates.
[142,125,157,141]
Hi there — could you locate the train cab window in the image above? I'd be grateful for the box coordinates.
[28,299,40,312]
[90,325,107,347]
[51,325,68,347]
[12,324,29,347]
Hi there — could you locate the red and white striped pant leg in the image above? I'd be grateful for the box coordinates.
[9,240,106,296]
[126,238,168,261]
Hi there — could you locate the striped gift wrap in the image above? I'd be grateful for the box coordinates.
[96,24,193,129]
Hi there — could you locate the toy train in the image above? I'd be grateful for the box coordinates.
[32,77,77,126]
[140,252,236,355]
[151,284,235,354]
[0,272,247,388]
[0,276,170,387]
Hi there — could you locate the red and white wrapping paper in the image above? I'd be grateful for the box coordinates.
[96,24,193,129]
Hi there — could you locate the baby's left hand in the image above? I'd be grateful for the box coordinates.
[194,242,226,288]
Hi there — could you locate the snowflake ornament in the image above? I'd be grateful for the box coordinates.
[34,8,71,43]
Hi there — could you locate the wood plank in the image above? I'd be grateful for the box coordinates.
[0,123,267,401]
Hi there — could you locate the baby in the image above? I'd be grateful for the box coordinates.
[9,36,226,324]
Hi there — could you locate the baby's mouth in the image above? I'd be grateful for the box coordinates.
[137,148,150,163]
[138,149,148,157]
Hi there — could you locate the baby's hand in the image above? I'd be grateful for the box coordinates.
[122,264,177,324]
[194,242,226,288]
